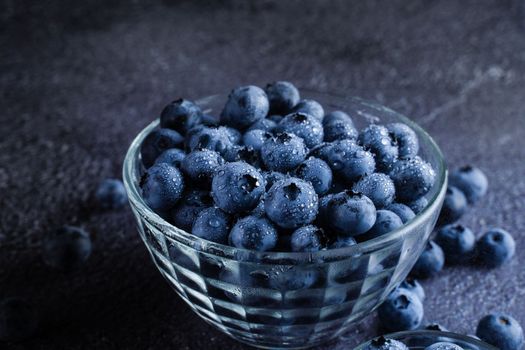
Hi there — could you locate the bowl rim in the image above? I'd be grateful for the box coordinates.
[353,330,499,349]
[123,92,447,261]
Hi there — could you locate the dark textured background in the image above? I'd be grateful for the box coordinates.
[1,0,524,349]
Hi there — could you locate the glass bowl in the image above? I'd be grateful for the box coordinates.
[122,92,447,349]
[354,330,498,349]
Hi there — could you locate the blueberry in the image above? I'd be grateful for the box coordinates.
[192,207,231,244]
[140,163,185,212]
[476,228,516,268]
[277,112,324,148]
[265,81,300,114]
[154,148,186,168]
[269,266,318,291]
[291,99,324,121]
[353,173,395,208]
[411,240,445,279]
[323,111,358,142]
[242,129,272,151]
[400,278,425,301]
[247,117,277,132]
[406,196,429,214]
[390,156,436,202]
[221,126,242,144]
[95,178,128,210]
[263,171,287,191]
[366,336,409,350]
[185,126,233,153]
[160,98,203,135]
[141,128,184,168]
[358,124,399,172]
[319,140,376,182]
[449,165,488,204]
[385,203,416,224]
[171,190,213,231]
[290,225,325,252]
[295,157,333,195]
[265,178,319,229]
[250,198,266,217]
[325,191,377,236]
[42,226,92,271]
[261,132,307,172]
[378,288,424,332]
[211,162,265,214]
[437,186,468,226]
[181,149,224,187]
[328,235,357,249]
[221,85,269,129]
[0,298,38,341]
[229,216,278,251]
[386,123,419,158]
[424,323,448,331]
[476,313,524,350]
[364,209,403,240]
[435,224,476,264]
[424,342,463,350]
[200,114,219,126]
[222,145,261,166]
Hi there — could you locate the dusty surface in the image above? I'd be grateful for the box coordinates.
[1,0,524,348]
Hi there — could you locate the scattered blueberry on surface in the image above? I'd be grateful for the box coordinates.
[192,207,231,244]
[411,240,445,279]
[154,148,186,168]
[265,81,300,114]
[141,128,184,168]
[435,224,476,264]
[386,123,419,158]
[295,157,333,195]
[265,178,319,229]
[42,226,92,271]
[95,178,127,210]
[277,112,324,148]
[449,165,488,204]
[359,124,399,172]
[261,132,307,172]
[399,278,425,302]
[0,298,38,342]
[476,313,524,350]
[437,186,468,226]
[221,85,269,129]
[291,99,324,121]
[160,98,203,135]
[353,173,396,208]
[290,225,324,252]
[385,203,415,224]
[378,288,424,332]
[476,228,516,268]
[390,156,436,202]
[140,162,185,213]
[364,209,403,240]
[211,161,265,214]
[229,216,278,251]
[181,149,224,187]
[366,336,408,350]
[171,190,213,231]
[424,342,464,350]
[324,191,377,236]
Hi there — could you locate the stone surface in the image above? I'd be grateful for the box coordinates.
[0,0,524,348]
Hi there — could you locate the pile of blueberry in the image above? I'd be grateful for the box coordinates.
[366,311,524,350]
[139,82,437,251]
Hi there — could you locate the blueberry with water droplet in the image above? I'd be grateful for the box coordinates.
[406,196,429,214]
[141,128,184,168]
[295,157,333,195]
[192,207,231,244]
[359,124,399,172]
[171,190,212,231]
[229,215,278,251]
[261,132,307,172]
[291,99,324,121]
[323,110,358,142]
[160,98,203,135]
[324,191,377,236]
[221,85,269,129]
[362,209,403,240]
[185,126,233,154]
[265,178,319,229]
[247,117,277,132]
[181,149,224,188]
[385,202,415,223]
[317,140,376,182]
[140,162,185,213]
[263,171,287,191]
[211,162,265,214]
[265,81,300,114]
[353,173,395,208]
[154,148,186,168]
[276,112,324,148]
[390,156,435,202]
[242,129,272,152]
[425,342,463,350]
[386,123,419,158]
[290,225,325,252]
